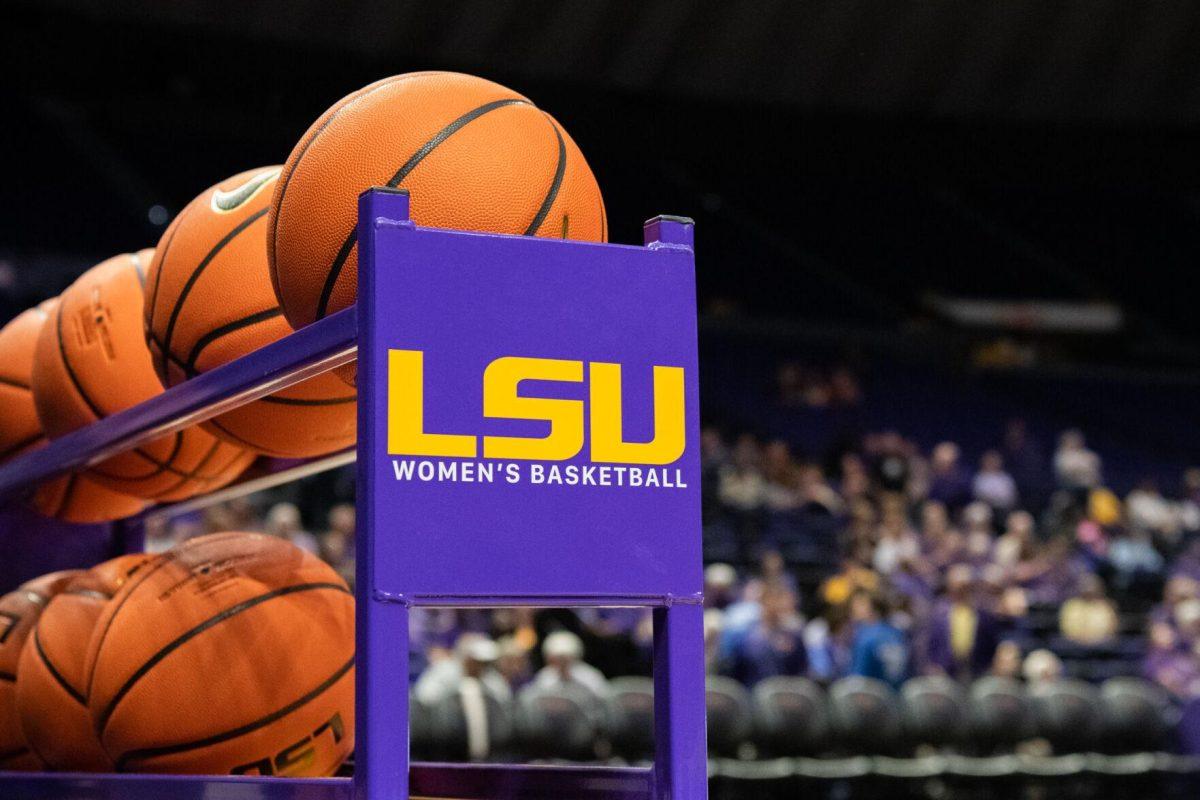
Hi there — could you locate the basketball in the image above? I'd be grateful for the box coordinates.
[15,554,155,771]
[0,302,147,524]
[144,168,357,458]
[268,71,607,382]
[0,571,80,771]
[32,252,256,501]
[85,532,354,775]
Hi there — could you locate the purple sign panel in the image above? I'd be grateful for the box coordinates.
[360,195,702,604]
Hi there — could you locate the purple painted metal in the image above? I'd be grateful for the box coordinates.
[356,188,705,800]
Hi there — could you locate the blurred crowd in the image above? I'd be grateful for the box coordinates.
[146,417,1200,715]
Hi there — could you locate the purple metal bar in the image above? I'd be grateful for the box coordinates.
[0,306,357,504]
[356,187,413,800]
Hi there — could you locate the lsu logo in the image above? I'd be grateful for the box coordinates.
[388,350,686,465]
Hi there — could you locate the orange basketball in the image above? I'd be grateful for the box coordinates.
[85,532,355,775]
[269,71,607,382]
[144,168,357,458]
[15,554,155,771]
[0,570,80,770]
[32,252,256,501]
[0,302,147,523]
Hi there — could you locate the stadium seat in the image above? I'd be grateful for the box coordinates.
[828,676,902,754]
[751,676,829,756]
[1028,678,1101,753]
[967,676,1031,753]
[515,683,604,761]
[605,676,656,761]
[410,693,434,761]
[1098,677,1175,753]
[428,686,515,761]
[900,675,966,749]
[705,676,754,757]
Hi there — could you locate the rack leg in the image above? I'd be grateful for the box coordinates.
[652,603,707,800]
[356,599,409,800]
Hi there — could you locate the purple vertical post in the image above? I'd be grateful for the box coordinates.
[356,187,413,800]
[644,215,707,800]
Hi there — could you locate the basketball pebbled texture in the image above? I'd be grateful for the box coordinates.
[0,302,147,523]
[32,252,256,501]
[16,554,156,771]
[0,570,82,770]
[269,71,607,383]
[85,532,355,775]
[144,168,356,458]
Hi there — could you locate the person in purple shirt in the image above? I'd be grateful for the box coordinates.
[927,442,974,513]
[729,583,808,686]
[923,565,1001,680]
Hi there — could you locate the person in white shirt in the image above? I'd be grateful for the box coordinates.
[532,631,609,701]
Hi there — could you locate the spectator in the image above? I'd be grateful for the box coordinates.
[320,503,356,588]
[728,584,807,685]
[847,591,910,688]
[989,640,1023,679]
[994,510,1036,570]
[873,503,920,575]
[919,500,964,570]
[973,450,1018,513]
[704,562,739,610]
[1126,479,1179,541]
[1022,649,1064,684]
[927,441,972,512]
[414,633,511,706]
[532,631,609,701]
[265,502,319,554]
[1108,527,1165,594]
[1059,574,1119,645]
[762,440,801,511]
[1003,418,1049,509]
[718,434,765,513]
[925,564,1000,680]
[1054,430,1101,494]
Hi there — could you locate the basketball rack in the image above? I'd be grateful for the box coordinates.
[0,189,706,800]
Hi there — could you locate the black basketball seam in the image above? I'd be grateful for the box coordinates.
[522,115,566,236]
[113,654,354,771]
[161,206,269,361]
[145,436,223,499]
[53,297,184,479]
[313,97,530,321]
[96,581,351,735]
[52,473,78,517]
[34,626,86,705]
[260,394,356,407]
[0,433,43,462]
[147,203,192,333]
[0,375,29,390]
[0,747,30,764]
[0,671,15,682]
[185,307,283,373]
[269,71,448,299]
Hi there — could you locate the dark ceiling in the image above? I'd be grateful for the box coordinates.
[3,1,1200,363]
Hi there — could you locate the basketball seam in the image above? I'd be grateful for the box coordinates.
[34,626,86,705]
[312,97,531,321]
[52,474,78,517]
[0,671,15,682]
[260,394,355,407]
[96,581,351,735]
[161,207,270,360]
[113,654,354,771]
[0,375,30,390]
[522,114,567,236]
[145,436,223,500]
[53,287,185,480]
[0,747,31,764]
[268,71,449,301]
[0,433,42,462]
[147,203,192,334]
[184,307,284,373]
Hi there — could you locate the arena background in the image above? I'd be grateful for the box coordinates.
[5,2,1200,798]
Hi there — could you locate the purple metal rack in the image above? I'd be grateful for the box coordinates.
[0,189,705,800]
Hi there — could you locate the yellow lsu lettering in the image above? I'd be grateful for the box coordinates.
[387,349,685,465]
